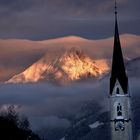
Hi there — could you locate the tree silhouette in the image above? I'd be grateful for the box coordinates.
[0,105,41,140]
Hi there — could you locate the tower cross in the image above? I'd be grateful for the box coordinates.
[115,0,117,15]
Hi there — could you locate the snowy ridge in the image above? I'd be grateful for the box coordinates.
[6,48,109,84]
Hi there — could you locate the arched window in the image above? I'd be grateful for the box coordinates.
[116,87,120,94]
[117,106,119,111]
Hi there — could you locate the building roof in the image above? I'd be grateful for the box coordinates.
[110,3,128,95]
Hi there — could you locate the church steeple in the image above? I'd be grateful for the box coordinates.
[110,1,128,95]
[109,2,133,140]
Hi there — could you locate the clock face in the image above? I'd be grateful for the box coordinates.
[115,121,125,131]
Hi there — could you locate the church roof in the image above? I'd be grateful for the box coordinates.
[110,2,128,95]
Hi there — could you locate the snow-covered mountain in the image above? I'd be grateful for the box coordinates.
[7,48,109,84]
[6,48,140,84]
[0,34,140,82]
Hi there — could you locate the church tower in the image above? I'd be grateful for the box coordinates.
[110,1,133,140]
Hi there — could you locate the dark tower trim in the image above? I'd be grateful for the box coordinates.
[110,1,128,95]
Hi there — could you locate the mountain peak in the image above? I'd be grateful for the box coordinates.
[65,48,85,58]
[6,48,107,84]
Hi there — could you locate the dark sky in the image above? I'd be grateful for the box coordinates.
[0,0,139,40]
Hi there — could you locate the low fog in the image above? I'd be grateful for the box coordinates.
[0,80,108,131]
[0,77,140,138]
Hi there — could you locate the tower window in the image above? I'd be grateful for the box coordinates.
[117,103,122,116]
[116,87,120,94]
[118,111,122,116]
[117,106,119,111]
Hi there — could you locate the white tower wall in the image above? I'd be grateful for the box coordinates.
[110,93,133,140]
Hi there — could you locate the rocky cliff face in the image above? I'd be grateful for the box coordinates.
[6,48,109,84]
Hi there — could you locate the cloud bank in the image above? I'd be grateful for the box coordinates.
[0,76,140,138]
[0,80,108,130]
[0,34,140,82]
